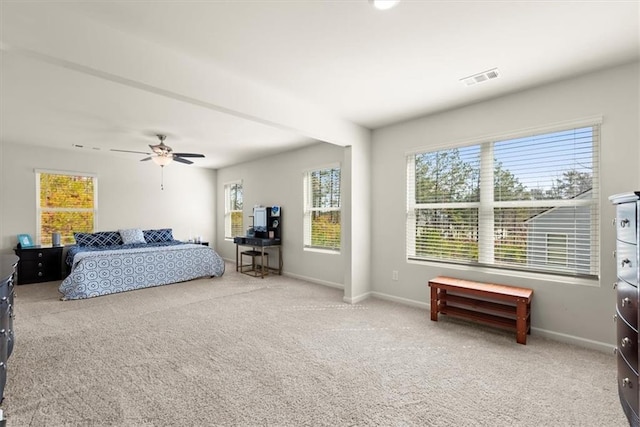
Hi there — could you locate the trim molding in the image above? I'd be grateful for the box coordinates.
[284,272,344,290]
[370,290,613,353]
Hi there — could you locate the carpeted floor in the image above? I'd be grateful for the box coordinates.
[1,262,627,426]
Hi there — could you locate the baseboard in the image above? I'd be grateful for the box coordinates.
[222,258,614,353]
[370,290,614,353]
[529,327,615,354]
[370,291,430,310]
[343,292,371,304]
[281,272,344,290]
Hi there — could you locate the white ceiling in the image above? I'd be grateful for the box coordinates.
[1,1,638,169]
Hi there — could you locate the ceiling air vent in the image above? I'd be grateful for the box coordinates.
[460,68,500,87]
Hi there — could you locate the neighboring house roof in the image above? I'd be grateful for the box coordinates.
[524,189,593,223]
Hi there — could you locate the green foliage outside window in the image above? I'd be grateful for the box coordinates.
[38,173,95,245]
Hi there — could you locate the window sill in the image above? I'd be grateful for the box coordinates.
[407,258,600,287]
[304,247,341,255]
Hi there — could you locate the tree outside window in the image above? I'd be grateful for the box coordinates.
[37,171,97,245]
[407,124,599,277]
[225,182,243,239]
[304,166,341,250]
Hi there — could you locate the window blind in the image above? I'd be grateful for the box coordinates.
[304,166,341,250]
[407,124,600,278]
[36,171,97,245]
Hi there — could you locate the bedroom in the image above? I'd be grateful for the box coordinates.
[0,1,639,425]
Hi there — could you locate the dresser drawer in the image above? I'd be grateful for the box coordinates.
[617,203,638,245]
[618,353,640,417]
[617,310,639,371]
[617,280,639,330]
[617,240,639,287]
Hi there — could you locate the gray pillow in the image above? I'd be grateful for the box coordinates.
[119,228,146,244]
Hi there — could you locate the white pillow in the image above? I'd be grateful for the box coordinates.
[119,228,146,244]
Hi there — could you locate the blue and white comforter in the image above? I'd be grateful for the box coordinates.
[59,243,225,300]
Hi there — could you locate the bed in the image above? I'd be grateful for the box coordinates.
[59,228,225,300]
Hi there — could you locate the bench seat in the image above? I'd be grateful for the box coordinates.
[428,276,533,345]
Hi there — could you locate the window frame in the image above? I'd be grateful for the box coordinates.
[35,169,98,245]
[303,163,342,252]
[406,118,601,279]
[224,180,244,240]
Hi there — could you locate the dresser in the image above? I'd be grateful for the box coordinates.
[610,191,640,426]
[0,254,18,410]
[13,245,63,285]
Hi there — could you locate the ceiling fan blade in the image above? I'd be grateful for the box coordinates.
[140,157,152,162]
[111,149,152,155]
[172,153,205,158]
[173,156,194,165]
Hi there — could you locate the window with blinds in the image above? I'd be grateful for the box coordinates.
[36,170,97,245]
[304,166,341,251]
[224,181,243,239]
[407,123,600,278]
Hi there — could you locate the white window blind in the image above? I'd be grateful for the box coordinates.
[304,166,341,250]
[407,124,600,278]
[224,181,243,239]
[36,170,97,245]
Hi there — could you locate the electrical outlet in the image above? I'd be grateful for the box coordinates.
[392,270,398,281]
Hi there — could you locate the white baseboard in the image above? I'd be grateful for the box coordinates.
[283,271,344,290]
[344,292,371,304]
[223,258,614,353]
[369,290,614,353]
[370,291,430,310]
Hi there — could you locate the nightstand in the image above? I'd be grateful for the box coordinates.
[13,246,64,285]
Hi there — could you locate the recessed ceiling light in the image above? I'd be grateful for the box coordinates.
[460,68,500,87]
[369,0,400,11]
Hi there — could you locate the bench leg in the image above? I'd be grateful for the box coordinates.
[430,286,439,321]
[516,298,528,345]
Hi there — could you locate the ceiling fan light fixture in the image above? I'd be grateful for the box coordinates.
[152,155,173,166]
[369,0,400,10]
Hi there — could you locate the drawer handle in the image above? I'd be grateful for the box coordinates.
[38,252,43,258]
[621,218,630,228]
[614,282,618,289]
[622,298,632,307]
[621,259,632,267]
[37,272,43,277]
[622,337,633,348]
[37,262,43,268]
[614,347,618,355]
[614,314,618,322]
[623,378,633,388]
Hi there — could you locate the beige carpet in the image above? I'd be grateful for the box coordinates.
[2,262,626,426]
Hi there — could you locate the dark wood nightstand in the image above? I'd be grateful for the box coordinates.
[13,245,64,285]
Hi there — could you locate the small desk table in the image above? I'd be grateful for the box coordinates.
[233,237,282,278]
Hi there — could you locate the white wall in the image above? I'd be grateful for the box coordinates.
[216,142,347,288]
[0,143,217,252]
[370,61,640,350]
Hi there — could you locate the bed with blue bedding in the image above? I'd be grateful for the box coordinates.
[59,228,225,300]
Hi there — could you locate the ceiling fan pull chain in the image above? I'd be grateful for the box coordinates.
[161,166,164,190]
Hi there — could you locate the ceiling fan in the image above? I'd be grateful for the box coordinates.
[111,134,205,190]
[111,134,205,166]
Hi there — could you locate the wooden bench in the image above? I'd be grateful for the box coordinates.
[428,276,533,345]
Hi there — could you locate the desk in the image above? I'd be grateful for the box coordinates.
[234,237,282,278]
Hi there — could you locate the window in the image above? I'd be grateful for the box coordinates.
[304,165,341,250]
[407,123,600,278]
[224,181,243,239]
[547,234,568,266]
[36,170,97,245]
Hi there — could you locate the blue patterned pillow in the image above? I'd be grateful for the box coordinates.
[119,228,146,244]
[74,231,123,247]
[143,228,173,243]
[95,231,123,246]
